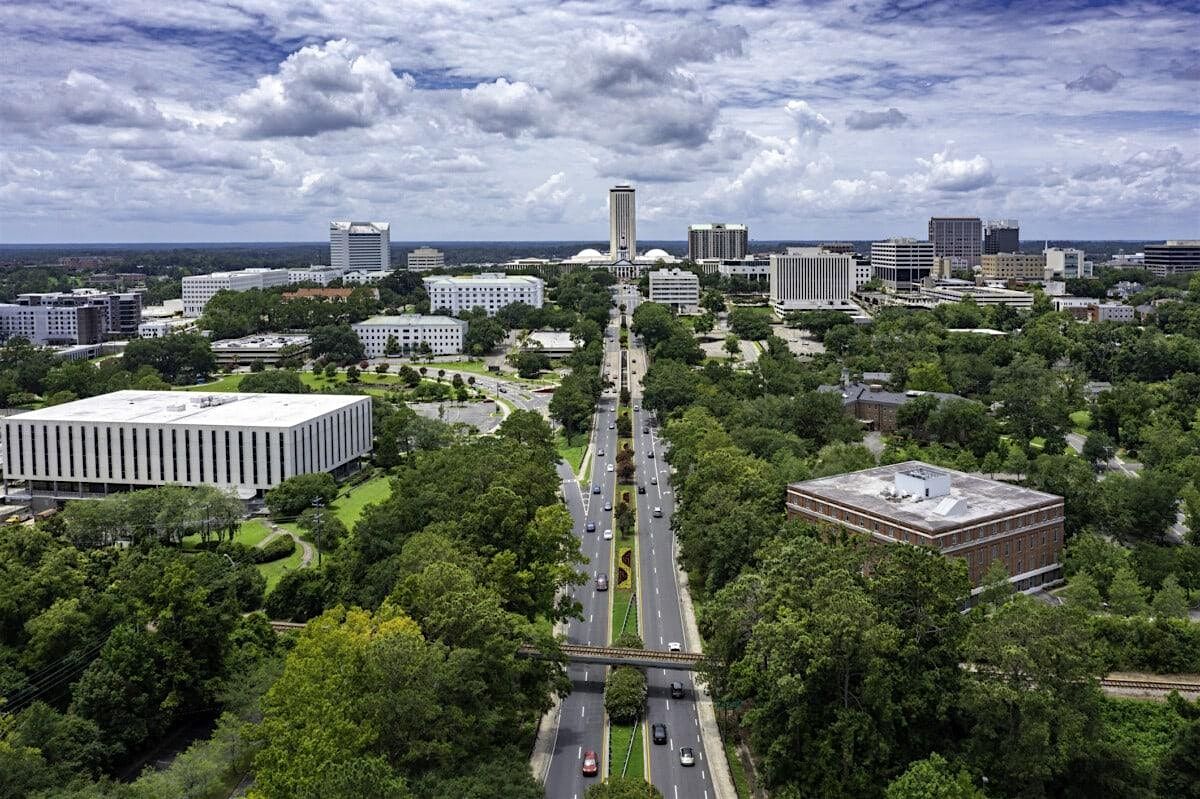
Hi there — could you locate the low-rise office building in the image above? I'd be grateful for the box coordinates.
[648,268,701,312]
[407,247,445,272]
[210,334,310,366]
[2,390,372,501]
[288,265,347,286]
[787,461,1065,591]
[423,273,544,316]
[769,247,857,312]
[818,381,962,433]
[0,290,143,345]
[182,269,289,317]
[1144,240,1200,276]
[698,256,769,282]
[523,330,579,358]
[870,239,935,292]
[1044,248,1092,281]
[352,314,466,356]
[980,252,1046,282]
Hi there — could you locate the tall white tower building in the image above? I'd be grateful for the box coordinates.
[330,221,391,273]
[609,185,636,261]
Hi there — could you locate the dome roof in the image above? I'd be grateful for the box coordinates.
[575,248,603,258]
[644,248,671,259]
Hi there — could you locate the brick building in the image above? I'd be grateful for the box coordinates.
[818,382,961,433]
[786,462,1064,592]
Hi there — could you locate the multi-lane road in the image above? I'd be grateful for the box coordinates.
[543,285,717,799]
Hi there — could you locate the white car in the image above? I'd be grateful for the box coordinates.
[679,747,696,767]
[607,464,614,472]
[668,641,682,652]
[603,529,613,540]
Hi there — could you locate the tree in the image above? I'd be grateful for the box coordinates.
[465,314,505,355]
[976,560,1015,610]
[265,473,338,518]
[724,334,740,360]
[122,333,215,384]
[1151,574,1191,619]
[642,360,700,417]
[498,409,555,452]
[980,451,1003,478]
[693,312,715,334]
[729,307,771,340]
[604,666,646,723]
[813,442,875,477]
[309,324,365,365]
[384,334,400,356]
[1098,469,1183,543]
[549,375,595,436]
[1107,565,1149,616]
[298,506,349,554]
[885,753,987,799]
[1063,533,1131,596]
[586,777,665,799]
[1063,572,1102,611]
[1082,430,1115,471]
[240,368,307,394]
[630,302,676,349]
[701,289,726,315]
[515,350,551,379]
[265,569,333,622]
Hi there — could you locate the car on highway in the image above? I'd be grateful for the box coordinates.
[633,405,639,411]
[670,681,685,699]
[592,484,601,494]
[650,476,658,485]
[668,641,681,652]
[607,464,614,472]
[595,573,608,591]
[679,747,696,767]
[598,449,605,456]
[652,507,663,517]
[637,484,645,494]
[643,426,650,434]
[581,750,599,776]
[652,723,668,744]
[603,501,612,511]
[646,450,654,459]
[603,528,613,540]
[609,422,615,429]
[586,521,596,532]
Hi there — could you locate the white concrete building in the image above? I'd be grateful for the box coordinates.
[137,320,172,338]
[407,247,444,272]
[523,331,579,358]
[289,265,346,286]
[352,315,466,356]
[609,185,636,260]
[342,270,391,286]
[1044,247,1092,281]
[688,223,748,260]
[211,334,310,366]
[870,239,935,292]
[648,268,701,313]
[769,248,856,312]
[700,257,769,281]
[2,390,372,500]
[423,273,544,316]
[330,221,390,273]
[181,269,289,317]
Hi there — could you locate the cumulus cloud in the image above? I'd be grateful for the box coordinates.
[460,78,554,136]
[1066,64,1124,92]
[230,39,413,138]
[784,100,832,144]
[523,172,576,223]
[59,70,170,129]
[844,107,909,130]
[914,146,995,192]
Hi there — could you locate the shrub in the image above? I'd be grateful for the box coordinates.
[253,535,296,564]
[604,666,646,723]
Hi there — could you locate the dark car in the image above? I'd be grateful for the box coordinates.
[595,573,608,591]
[592,484,601,494]
[670,681,685,699]
[643,426,650,434]
[652,723,667,745]
[646,451,654,459]
[637,485,646,494]
[586,521,596,532]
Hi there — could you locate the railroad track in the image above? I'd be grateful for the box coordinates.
[1099,675,1200,693]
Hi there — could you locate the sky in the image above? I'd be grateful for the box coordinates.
[1,0,1198,244]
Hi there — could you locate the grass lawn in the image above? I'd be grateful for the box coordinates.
[726,739,751,799]
[612,587,638,640]
[257,542,304,592]
[556,432,588,474]
[1070,409,1092,432]
[608,722,644,780]
[424,359,495,376]
[334,474,392,528]
[182,517,273,550]
[184,374,243,392]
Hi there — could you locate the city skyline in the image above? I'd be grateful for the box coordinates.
[2,0,1198,243]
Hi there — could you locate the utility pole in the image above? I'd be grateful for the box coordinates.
[311,497,324,566]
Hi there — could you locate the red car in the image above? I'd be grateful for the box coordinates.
[581,750,599,777]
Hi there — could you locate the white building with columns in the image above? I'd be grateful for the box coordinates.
[769,248,856,312]
[2,390,372,501]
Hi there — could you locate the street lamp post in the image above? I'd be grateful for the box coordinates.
[311,497,324,566]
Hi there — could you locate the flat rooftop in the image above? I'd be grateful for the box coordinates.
[354,314,464,326]
[789,460,1061,533]
[211,335,310,350]
[6,390,367,428]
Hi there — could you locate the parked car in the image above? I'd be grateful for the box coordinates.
[652,723,668,744]
[596,573,609,591]
[582,750,598,776]
[653,507,663,518]
[670,681,685,699]
[586,521,596,532]
[679,747,696,767]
